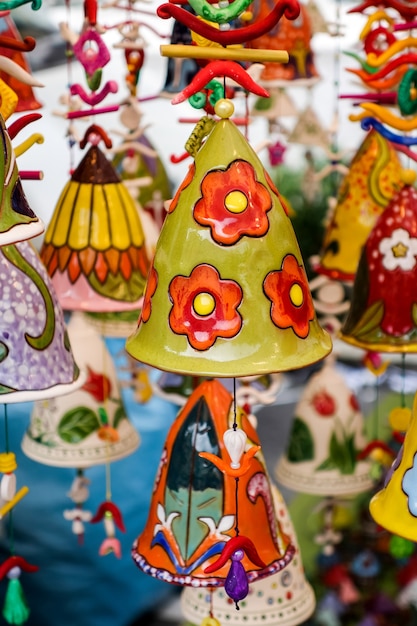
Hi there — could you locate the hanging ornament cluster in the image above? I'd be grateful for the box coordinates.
[333,0,417,561]
[0,3,86,620]
[124,0,332,623]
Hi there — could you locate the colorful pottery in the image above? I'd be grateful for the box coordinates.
[276,357,373,496]
[126,104,332,377]
[314,130,405,283]
[181,485,316,625]
[0,114,44,245]
[132,379,295,587]
[0,13,42,112]
[22,312,140,467]
[40,143,149,312]
[369,391,417,542]
[246,1,319,86]
[0,240,82,402]
[340,180,417,352]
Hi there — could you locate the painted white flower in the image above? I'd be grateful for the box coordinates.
[154,502,180,536]
[198,515,235,540]
[379,228,417,271]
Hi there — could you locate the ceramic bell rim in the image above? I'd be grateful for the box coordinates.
[21,418,140,468]
[314,130,405,283]
[126,113,332,377]
[0,241,84,403]
[180,485,316,626]
[369,392,417,542]
[275,357,373,497]
[0,115,44,246]
[40,144,150,313]
[81,310,140,338]
[21,311,140,467]
[132,379,295,587]
[340,180,417,353]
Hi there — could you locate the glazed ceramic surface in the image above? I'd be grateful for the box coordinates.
[126,116,332,377]
[41,145,149,312]
[0,241,83,403]
[181,485,316,626]
[247,2,319,86]
[316,130,405,283]
[133,379,294,587]
[276,358,373,497]
[22,312,140,467]
[370,391,417,542]
[340,184,417,352]
[0,114,44,246]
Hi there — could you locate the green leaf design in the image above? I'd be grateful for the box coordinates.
[165,397,223,560]
[0,341,8,363]
[352,300,384,337]
[317,422,358,474]
[113,404,126,429]
[287,417,314,463]
[58,407,101,444]
[0,383,16,394]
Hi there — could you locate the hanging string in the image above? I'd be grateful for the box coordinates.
[2,404,15,556]
[401,352,406,409]
[232,378,239,536]
[373,373,380,442]
[4,403,9,454]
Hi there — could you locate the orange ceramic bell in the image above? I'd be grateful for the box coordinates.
[369,391,417,542]
[181,484,316,625]
[0,14,42,112]
[314,130,405,283]
[340,176,417,353]
[132,379,294,588]
[246,2,319,86]
[126,101,331,377]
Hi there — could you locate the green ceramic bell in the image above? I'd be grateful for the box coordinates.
[126,99,332,377]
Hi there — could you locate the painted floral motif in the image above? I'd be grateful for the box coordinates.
[401,450,417,516]
[193,160,272,245]
[263,254,315,339]
[311,390,336,416]
[379,228,417,271]
[140,266,158,323]
[169,264,243,350]
[82,366,112,402]
[168,163,195,214]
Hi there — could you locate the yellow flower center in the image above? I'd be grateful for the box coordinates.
[289,283,304,307]
[193,292,216,316]
[225,190,248,214]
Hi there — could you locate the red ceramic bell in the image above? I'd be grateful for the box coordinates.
[340,176,417,352]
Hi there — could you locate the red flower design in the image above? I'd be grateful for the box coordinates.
[82,366,112,402]
[168,163,195,214]
[263,254,315,339]
[193,160,272,245]
[311,390,336,416]
[140,266,158,323]
[169,264,243,350]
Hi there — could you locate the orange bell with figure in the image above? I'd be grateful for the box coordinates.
[132,379,295,589]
